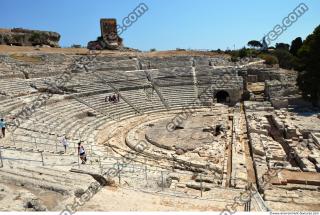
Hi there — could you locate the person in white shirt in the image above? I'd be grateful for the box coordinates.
[61,136,69,153]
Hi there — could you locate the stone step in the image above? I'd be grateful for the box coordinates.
[0,168,70,194]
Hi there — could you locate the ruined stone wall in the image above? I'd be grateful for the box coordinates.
[264,70,300,108]
[264,70,298,98]
[87,19,123,50]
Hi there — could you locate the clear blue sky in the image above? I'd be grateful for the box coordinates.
[0,0,319,51]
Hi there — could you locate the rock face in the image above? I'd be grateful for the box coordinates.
[0,28,60,47]
[87,19,123,50]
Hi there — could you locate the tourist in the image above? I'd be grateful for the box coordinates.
[112,94,117,103]
[61,136,69,153]
[0,118,6,138]
[78,141,87,164]
[117,93,120,102]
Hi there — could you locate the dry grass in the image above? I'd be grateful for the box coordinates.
[9,53,43,64]
[0,45,89,55]
[0,45,227,58]
[140,50,228,57]
[0,28,11,33]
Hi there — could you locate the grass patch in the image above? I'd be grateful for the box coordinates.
[9,54,43,64]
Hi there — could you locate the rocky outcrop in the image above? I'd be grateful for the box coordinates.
[0,28,60,47]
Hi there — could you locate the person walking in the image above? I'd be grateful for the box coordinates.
[0,119,6,138]
[78,141,87,164]
[61,136,69,153]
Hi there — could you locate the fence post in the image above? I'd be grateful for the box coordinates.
[74,142,76,154]
[12,134,16,146]
[145,165,148,184]
[99,156,102,174]
[0,148,3,168]
[172,157,175,172]
[77,153,80,168]
[117,162,121,185]
[200,174,203,197]
[161,171,164,191]
[40,152,44,166]
[35,134,38,150]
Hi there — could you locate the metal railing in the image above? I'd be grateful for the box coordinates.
[0,146,262,210]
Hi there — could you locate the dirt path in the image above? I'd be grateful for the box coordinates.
[80,186,239,212]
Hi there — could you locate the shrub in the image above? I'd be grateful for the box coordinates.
[229,47,249,59]
[246,49,259,58]
[258,54,278,65]
[238,47,248,58]
[71,44,81,48]
[274,49,296,69]
[230,57,238,62]
[275,43,290,51]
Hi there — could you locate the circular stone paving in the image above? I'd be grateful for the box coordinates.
[145,113,226,152]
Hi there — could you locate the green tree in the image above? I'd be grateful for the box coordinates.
[275,43,290,51]
[297,25,320,105]
[290,37,303,56]
[247,40,262,49]
[238,47,248,58]
[258,53,278,66]
[274,49,295,69]
[229,47,248,61]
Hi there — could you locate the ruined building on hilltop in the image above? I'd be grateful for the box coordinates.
[87,19,123,50]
